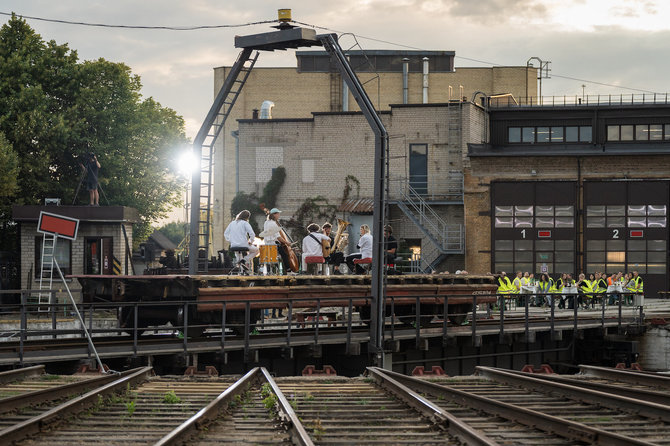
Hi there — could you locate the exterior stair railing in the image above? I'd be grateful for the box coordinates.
[393,180,464,271]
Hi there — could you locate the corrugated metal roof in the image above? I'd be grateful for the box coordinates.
[338,198,374,214]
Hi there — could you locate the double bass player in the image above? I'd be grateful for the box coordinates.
[259,207,297,274]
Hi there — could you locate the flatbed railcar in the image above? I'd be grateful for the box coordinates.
[72,273,498,335]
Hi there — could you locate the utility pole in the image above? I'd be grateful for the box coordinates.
[527,57,551,104]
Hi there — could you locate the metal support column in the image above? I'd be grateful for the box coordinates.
[318,33,388,365]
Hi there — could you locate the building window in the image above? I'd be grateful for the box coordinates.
[650,124,663,140]
[580,126,592,142]
[508,127,521,143]
[586,239,666,275]
[607,125,619,141]
[608,123,670,141]
[536,127,550,143]
[586,204,667,228]
[301,159,315,183]
[551,127,564,142]
[522,127,535,143]
[495,204,574,228]
[508,126,591,144]
[34,236,71,277]
[495,238,574,275]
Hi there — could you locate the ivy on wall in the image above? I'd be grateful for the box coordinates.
[284,195,337,241]
[230,166,286,234]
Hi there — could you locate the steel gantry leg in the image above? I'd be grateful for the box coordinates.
[318,33,389,365]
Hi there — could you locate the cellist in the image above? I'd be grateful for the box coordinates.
[259,208,292,274]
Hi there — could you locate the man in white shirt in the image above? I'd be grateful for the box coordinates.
[302,223,330,274]
[345,224,373,274]
[224,210,258,271]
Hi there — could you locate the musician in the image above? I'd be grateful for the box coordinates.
[322,222,344,274]
[259,208,291,274]
[223,210,258,271]
[302,223,331,274]
[345,224,373,274]
[383,225,398,266]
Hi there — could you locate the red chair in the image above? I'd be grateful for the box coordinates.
[353,257,372,274]
[305,256,327,275]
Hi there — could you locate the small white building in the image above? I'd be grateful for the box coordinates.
[12,205,139,300]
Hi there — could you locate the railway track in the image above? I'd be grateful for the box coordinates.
[1,364,670,445]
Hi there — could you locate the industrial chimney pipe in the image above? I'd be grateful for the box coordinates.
[422,57,429,104]
[402,58,409,104]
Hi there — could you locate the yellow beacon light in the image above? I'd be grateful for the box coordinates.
[278,9,292,22]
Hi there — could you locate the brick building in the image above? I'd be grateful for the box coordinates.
[210,50,537,252]
[237,102,488,272]
[467,99,670,298]
[12,205,138,300]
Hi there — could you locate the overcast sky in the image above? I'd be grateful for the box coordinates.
[3,0,669,141]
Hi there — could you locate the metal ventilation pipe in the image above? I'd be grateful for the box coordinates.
[342,81,349,111]
[422,57,429,104]
[402,58,409,104]
[260,100,275,119]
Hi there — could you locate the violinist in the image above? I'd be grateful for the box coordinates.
[259,208,291,274]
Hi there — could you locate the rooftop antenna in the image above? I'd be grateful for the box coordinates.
[526,57,551,104]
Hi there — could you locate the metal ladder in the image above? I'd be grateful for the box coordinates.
[190,48,259,273]
[37,234,56,311]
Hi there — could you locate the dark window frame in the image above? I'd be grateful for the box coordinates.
[607,123,670,142]
[34,236,72,278]
[507,125,592,144]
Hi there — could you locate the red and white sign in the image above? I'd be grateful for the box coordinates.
[538,230,552,238]
[37,212,79,240]
[630,230,644,238]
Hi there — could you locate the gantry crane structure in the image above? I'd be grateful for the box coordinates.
[188,16,389,362]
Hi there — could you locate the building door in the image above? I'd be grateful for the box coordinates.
[584,181,668,298]
[409,144,428,195]
[491,181,577,276]
[85,237,113,275]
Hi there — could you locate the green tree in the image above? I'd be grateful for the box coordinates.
[0,15,188,246]
[0,133,19,199]
[156,221,188,246]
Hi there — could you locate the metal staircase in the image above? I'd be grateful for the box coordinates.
[395,183,464,272]
[37,234,56,311]
[189,48,259,273]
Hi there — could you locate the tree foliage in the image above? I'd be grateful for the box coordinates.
[0,133,19,199]
[156,221,188,246]
[0,15,188,245]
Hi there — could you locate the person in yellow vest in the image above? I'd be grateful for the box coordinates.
[577,273,595,309]
[563,273,576,309]
[537,273,553,307]
[521,271,531,287]
[512,271,523,292]
[496,271,514,309]
[627,270,644,305]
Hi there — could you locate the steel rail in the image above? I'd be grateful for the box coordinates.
[367,367,500,446]
[503,368,670,406]
[476,366,670,422]
[0,366,152,445]
[260,367,314,446]
[579,364,670,389]
[154,367,261,446]
[0,368,140,415]
[378,367,654,446]
[0,364,44,384]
